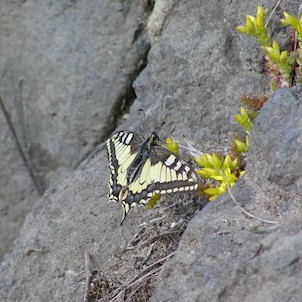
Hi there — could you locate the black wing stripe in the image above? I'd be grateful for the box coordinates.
[107,137,120,202]
[107,131,199,217]
[108,138,119,171]
[107,131,145,204]
[121,179,198,206]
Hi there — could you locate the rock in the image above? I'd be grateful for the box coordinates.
[1,0,302,301]
[249,86,302,197]
[150,86,302,302]
[147,0,177,43]
[150,188,302,302]
[0,152,141,301]
[0,0,150,258]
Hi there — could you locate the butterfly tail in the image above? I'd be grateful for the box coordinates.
[120,201,131,225]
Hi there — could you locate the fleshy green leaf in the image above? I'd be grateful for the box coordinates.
[234,138,248,153]
[196,167,218,178]
[236,25,247,34]
[165,137,179,154]
[211,153,222,169]
[280,12,299,28]
[147,193,161,209]
[235,107,252,133]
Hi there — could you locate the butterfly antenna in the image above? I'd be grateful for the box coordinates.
[138,108,166,135]
[138,108,153,134]
[99,191,108,199]
[154,121,166,133]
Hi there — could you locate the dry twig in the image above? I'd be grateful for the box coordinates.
[138,215,167,227]
[265,0,283,28]
[226,179,278,225]
[140,230,182,248]
[83,251,93,302]
[0,96,43,195]
[104,253,174,302]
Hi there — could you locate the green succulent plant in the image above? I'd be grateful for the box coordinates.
[237,6,299,89]
[194,103,254,201]
[150,6,302,204]
[237,6,271,47]
[280,11,302,84]
[235,107,253,134]
[195,153,244,201]
[165,136,179,154]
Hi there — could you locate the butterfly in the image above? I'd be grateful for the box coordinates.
[106,130,199,223]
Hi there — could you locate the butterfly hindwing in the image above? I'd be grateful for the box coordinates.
[121,146,199,210]
[149,146,199,195]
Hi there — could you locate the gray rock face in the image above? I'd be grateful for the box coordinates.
[151,195,302,302]
[150,85,302,302]
[133,0,266,143]
[0,153,142,301]
[1,0,302,301]
[250,86,302,196]
[0,0,149,258]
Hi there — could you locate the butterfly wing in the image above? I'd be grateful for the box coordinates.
[106,130,144,203]
[123,145,199,208]
[107,131,199,224]
[149,146,199,195]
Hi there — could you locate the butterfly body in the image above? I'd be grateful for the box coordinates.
[126,132,159,184]
[106,130,199,222]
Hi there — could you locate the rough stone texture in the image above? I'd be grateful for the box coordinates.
[150,86,302,302]
[249,86,302,197]
[1,0,302,301]
[131,0,294,145]
[0,151,141,301]
[150,190,302,302]
[147,0,177,43]
[0,0,149,258]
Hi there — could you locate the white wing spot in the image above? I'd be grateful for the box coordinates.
[122,133,128,143]
[191,185,197,190]
[184,166,191,173]
[125,133,133,144]
[165,155,176,166]
[167,189,173,193]
[140,199,148,205]
[174,161,182,171]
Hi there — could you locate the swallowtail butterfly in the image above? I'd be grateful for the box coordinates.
[106,130,199,223]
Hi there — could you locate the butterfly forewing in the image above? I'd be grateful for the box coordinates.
[107,131,144,203]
